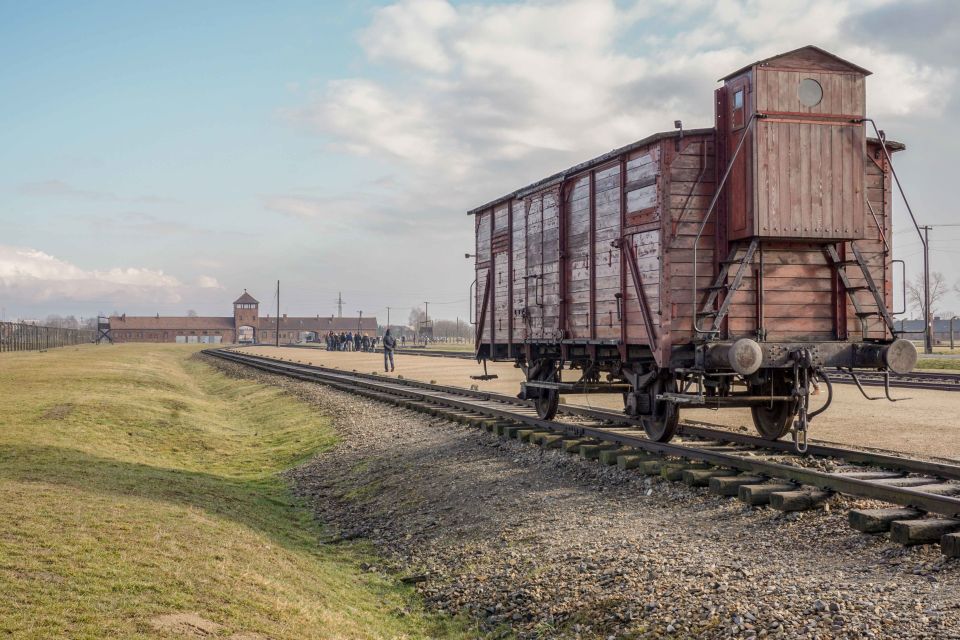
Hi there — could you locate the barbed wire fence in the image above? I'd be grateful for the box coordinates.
[0,322,96,353]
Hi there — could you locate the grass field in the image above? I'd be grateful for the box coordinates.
[917,358,960,371]
[0,344,472,639]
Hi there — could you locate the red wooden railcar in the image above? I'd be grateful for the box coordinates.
[469,46,918,449]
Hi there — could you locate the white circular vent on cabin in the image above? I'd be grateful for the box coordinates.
[798,78,823,107]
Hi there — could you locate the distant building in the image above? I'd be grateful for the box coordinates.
[895,318,960,345]
[109,291,376,344]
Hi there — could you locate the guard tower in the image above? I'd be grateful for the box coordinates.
[233,290,259,342]
[717,45,871,241]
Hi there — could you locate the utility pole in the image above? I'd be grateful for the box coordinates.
[276,280,280,347]
[337,292,343,318]
[386,306,391,331]
[921,225,932,354]
[357,310,363,333]
[423,302,429,345]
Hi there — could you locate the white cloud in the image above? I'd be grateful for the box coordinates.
[0,245,187,304]
[195,275,222,289]
[360,0,457,72]
[285,0,956,204]
[274,0,959,316]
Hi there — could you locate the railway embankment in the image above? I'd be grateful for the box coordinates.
[0,345,468,639]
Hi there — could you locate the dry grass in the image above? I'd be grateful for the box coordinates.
[0,344,474,639]
[916,358,960,371]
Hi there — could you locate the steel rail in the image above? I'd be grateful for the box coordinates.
[218,347,960,479]
[264,345,960,391]
[208,349,960,517]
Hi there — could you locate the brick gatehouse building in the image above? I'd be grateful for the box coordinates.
[109,291,376,344]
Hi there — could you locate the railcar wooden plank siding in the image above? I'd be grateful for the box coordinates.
[469,46,916,443]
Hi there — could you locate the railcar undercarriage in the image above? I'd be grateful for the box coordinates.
[510,337,917,453]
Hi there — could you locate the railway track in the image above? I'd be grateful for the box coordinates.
[281,343,960,391]
[210,347,960,556]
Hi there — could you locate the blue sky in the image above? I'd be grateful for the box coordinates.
[2,0,959,323]
[1,1,409,319]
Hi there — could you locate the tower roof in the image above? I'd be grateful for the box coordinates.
[720,45,872,81]
[233,290,259,305]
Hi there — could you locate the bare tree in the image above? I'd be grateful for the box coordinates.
[408,307,426,329]
[187,309,198,317]
[433,318,473,340]
[906,271,948,320]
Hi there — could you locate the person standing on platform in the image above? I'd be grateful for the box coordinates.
[383,329,396,372]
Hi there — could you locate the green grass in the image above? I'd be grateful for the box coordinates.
[0,344,474,639]
[916,358,960,371]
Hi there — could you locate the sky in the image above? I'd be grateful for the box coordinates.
[2,0,959,324]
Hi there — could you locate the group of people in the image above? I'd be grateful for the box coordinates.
[325,331,379,353]
[324,329,400,373]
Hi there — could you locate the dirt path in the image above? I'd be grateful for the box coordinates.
[211,355,960,640]
[240,346,960,461]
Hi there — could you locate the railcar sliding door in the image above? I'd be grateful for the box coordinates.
[511,197,527,343]
[524,192,561,341]
[475,211,492,348]
[593,164,623,340]
[565,176,592,339]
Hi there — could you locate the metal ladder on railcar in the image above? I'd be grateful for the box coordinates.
[824,242,897,338]
[696,238,760,336]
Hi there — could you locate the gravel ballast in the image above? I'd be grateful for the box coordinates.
[206,355,960,639]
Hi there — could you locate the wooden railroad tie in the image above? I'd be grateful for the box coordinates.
[616,453,659,470]
[599,447,644,465]
[709,474,766,496]
[682,468,737,487]
[941,532,960,558]
[738,483,797,506]
[661,462,711,482]
[890,518,960,546]
[769,490,832,512]
[848,508,923,534]
[579,443,621,460]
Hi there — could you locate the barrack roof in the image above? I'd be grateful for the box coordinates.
[109,316,236,330]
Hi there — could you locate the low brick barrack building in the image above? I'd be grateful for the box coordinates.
[109,291,376,344]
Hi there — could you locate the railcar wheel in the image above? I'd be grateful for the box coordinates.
[643,375,679,442]
[532,360,560,421]
[750,371,798,440]
[535,388,560,420]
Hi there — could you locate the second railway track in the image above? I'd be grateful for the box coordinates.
[209,348,960,557]
[284,344,960,391]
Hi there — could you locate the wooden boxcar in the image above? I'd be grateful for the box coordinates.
[470,46,917,448]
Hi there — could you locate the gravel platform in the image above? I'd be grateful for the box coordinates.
[204,355,960,639]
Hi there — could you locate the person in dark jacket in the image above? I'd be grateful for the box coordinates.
[383,329,396,372]
[361,333,371,352]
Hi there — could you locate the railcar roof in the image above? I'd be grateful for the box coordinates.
[467,127,714,215]
[466,131,904,216]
